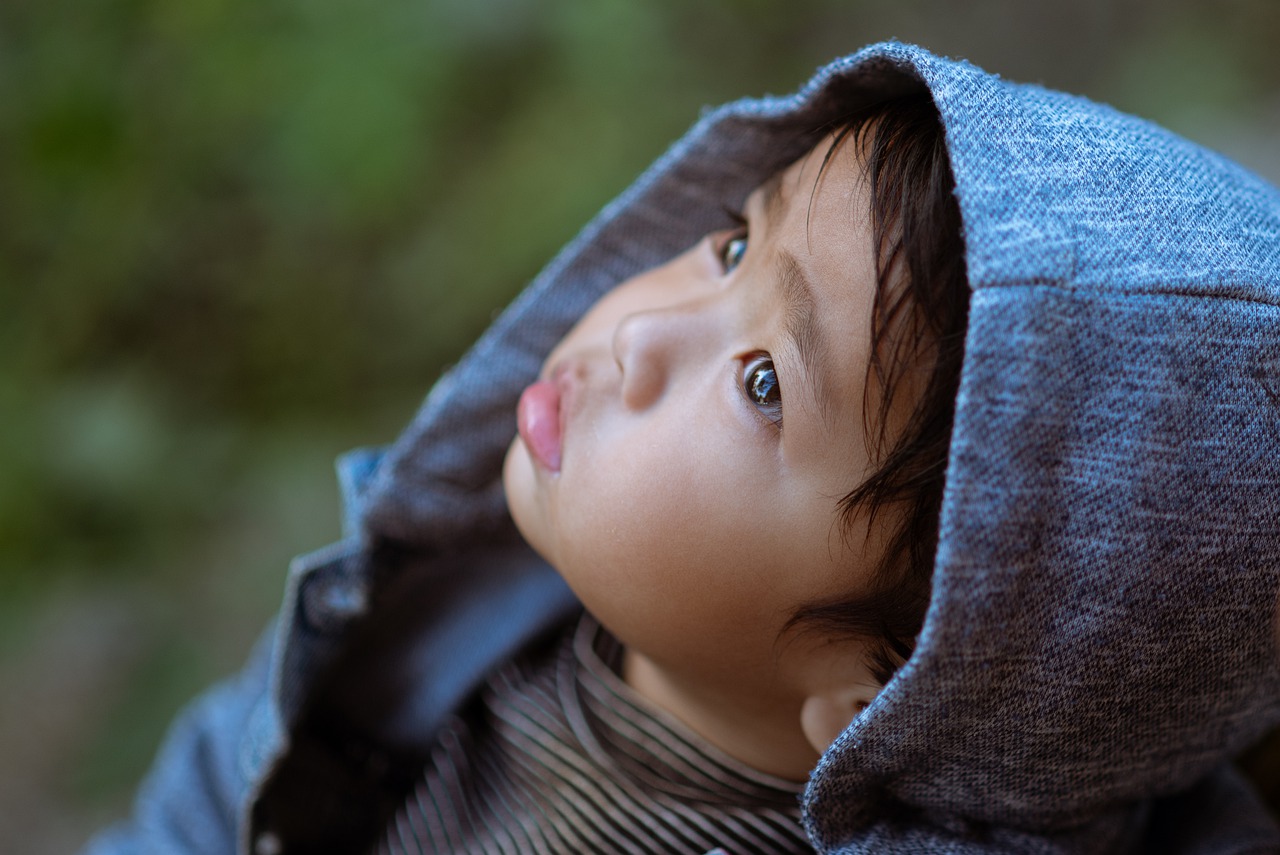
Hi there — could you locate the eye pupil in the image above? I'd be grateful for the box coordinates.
[742,356,782,428]
[749,363,779,405]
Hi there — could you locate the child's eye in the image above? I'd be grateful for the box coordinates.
[716,207,749,274]
[742,354,782,427]
[720,233,748,274]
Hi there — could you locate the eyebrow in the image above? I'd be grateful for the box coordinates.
[751,167,840,433]
[775,248,837,433]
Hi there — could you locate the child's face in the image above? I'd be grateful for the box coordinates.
[504,133,889,740]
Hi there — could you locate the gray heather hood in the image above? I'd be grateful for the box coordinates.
[347,42,1280,852]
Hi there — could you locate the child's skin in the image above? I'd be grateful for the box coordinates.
[503,132,903,780]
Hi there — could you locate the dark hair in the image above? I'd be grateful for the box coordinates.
[787,91,970,686]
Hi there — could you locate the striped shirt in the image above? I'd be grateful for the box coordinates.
[378,614,812,854]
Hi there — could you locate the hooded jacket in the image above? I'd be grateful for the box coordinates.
[85,41,1280,855]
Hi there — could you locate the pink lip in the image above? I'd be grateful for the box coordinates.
[517,377,563,472]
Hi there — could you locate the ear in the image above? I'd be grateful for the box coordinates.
[799,686,877,755]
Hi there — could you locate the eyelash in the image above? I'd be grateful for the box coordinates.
[741,354,783,429]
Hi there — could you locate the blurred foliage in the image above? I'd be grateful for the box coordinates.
[1,0,1278,845]
[3,0,1280,586]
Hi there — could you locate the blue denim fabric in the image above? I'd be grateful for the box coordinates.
[84,42,1280,854]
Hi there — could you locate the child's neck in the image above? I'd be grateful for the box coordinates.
[621,647,820,782]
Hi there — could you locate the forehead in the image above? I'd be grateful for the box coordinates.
[766,135,878,334]
[764,132,873,239]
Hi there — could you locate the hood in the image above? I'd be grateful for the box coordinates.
[347,42,1280,852]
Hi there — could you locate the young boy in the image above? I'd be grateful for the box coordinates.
[85,41,1280,854]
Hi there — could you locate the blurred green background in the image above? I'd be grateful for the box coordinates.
[2,0,1279,850]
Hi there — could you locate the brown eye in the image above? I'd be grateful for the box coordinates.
[743,355,782,427]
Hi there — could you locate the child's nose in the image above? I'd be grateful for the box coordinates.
[612,302,708,411]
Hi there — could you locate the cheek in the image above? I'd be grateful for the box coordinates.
[551,407,792,623]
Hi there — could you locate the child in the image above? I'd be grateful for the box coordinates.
[85,41,1280,854]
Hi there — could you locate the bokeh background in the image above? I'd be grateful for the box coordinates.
[3,0,1279,851]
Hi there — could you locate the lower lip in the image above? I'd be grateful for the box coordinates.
[517,380,562,472]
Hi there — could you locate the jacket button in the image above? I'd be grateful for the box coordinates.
[300,563,369,634]
[253,831,282,855]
